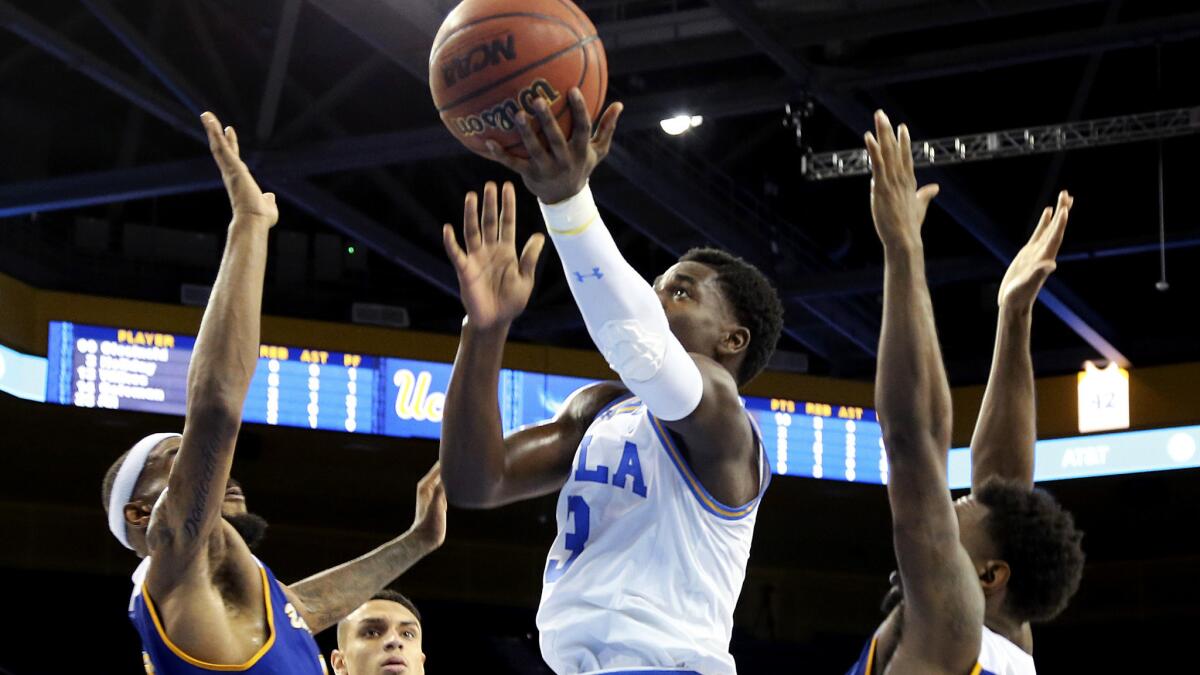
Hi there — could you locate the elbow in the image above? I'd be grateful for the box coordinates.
[880,419,950,446]
[439,464,503,510]
[881,426,951,460]
[444,484,500,510]
[184,398,243,439]
[187,377,247,417]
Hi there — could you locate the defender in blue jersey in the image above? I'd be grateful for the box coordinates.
[100,112,446,675]
[849,111,1084,675]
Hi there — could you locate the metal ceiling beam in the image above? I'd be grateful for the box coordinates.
[0,0,462,301]
[269,178,457,296]
[0,0,201,141]
[824,12,1200,91]
[1028,0,1121,231]
[709,0,1130,366]
[0,9,88,80]
[0,126,465,218]
[256,0,302,141]
[787,228,1200,300]
[802,107,1200,181]
[272,53,390,146]
[0,70,805,219]
[79,0,210,114]
[181,0,246,127]
[305,0,434,83]
[604,0,1102,76]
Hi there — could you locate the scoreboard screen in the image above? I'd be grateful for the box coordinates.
[746,396,886,484]
[47,322,383,433]
[44,320,889,481]
[44,321,617,441]
[45,321,1196,487]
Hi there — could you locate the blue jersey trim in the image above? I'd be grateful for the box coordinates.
[591,392,639,422]
[648,410,769,520]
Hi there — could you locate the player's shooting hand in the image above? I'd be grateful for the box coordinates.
[442,181,545,330]
[201,112,277,228]
[999,191,1073,311]
[864,110,938,252]
[484,87,623,205]
[408,462,447,552]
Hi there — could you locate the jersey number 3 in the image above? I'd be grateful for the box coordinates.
[545,495,590,583]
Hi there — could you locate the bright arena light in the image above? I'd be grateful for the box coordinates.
[660,114,703,135]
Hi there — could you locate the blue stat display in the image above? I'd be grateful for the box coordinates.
[35,321,1200,485]
[44,320,887,481]
[44,321,597,439]
[747,396,886,483]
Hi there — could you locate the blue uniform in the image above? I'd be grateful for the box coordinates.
[845,627,1035,675]
[129,558,327,675]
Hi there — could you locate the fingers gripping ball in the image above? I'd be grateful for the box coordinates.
[429,0,608,158]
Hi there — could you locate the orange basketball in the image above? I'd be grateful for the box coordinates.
[429,0,607,158]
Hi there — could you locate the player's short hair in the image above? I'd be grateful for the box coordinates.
[678,247,783,385]
[976,478,1085,622]
[337,589,424,648]
[368,589,422,625]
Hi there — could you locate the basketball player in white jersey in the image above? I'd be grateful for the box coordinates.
[846,110,1084,675]
[101,112,447,674]
[439,89,783,675]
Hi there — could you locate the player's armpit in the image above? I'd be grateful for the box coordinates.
[659,355,759,507]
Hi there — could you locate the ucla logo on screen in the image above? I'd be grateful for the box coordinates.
[393,369,446,422]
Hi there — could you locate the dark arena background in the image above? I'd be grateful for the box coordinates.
[2,1,1199,673]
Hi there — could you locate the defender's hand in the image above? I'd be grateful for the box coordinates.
[999,191,1073,310]
[442,181,545,330]
[864,110,938,251]
[202,112,277,227]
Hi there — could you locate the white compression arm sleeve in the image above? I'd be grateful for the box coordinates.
[540,185,703,421]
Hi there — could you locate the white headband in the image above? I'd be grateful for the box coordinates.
[108,432,181,550]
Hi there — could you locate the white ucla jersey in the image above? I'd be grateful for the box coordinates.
[537,394,770,675]
[977,626,1036,675]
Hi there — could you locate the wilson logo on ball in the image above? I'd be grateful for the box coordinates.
[441,34,517,87]
[451,78,561,137]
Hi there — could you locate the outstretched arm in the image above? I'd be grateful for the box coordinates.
[148,113,278,586]
[867,110,982,674]
[286,464,447,634]
[971,192,1073,491]
[438,180,626,508]
[487,89,758,506]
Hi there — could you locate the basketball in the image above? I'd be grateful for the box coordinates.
[429,0,608,158]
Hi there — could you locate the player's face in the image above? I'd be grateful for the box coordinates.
[653,261,739,358]
[332,601,425,675]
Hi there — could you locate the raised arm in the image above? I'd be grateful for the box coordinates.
[866,110,981,674]
[286,464,447,634]
[439,180,626,508]
[486,89,758,506]
[147,113,277,584]
[970,191,1073,491]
